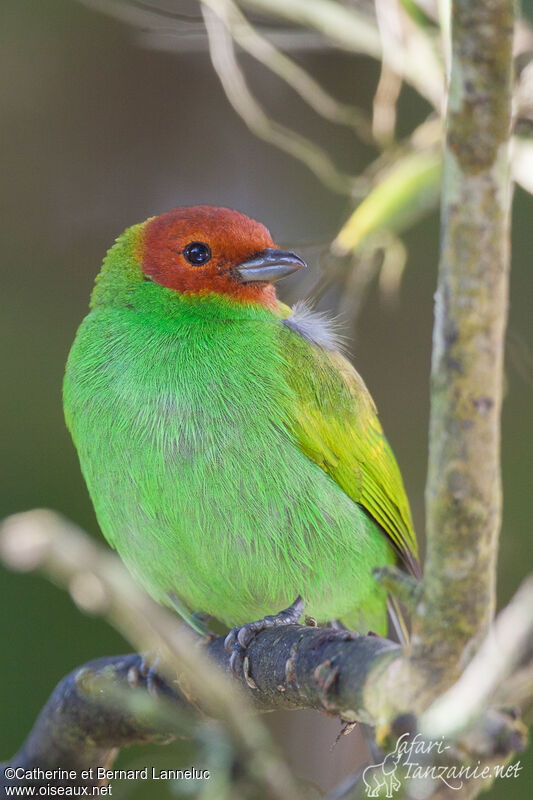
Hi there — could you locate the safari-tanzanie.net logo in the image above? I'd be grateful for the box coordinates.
[362,732,522,797]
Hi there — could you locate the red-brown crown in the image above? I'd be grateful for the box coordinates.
[141,206,280,309]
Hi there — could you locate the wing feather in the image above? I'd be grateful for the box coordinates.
[278,315,419,576]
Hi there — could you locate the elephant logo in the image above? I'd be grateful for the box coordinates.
[362,749,402,798]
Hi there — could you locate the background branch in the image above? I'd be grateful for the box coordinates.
[201,0,373,140]
[201,4,355,194]
[238,0,444,106]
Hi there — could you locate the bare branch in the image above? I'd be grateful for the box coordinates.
[238,0,383,56]
[201,4,356,193]
[410,0,515,700]
[78,0,331,52]
[0,635,393,794]
[238,0,444,106]
[373,0,404,144]
[2,510,528,800]
[202,0,373,140]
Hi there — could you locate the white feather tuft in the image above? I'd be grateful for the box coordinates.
[282,300,346,352]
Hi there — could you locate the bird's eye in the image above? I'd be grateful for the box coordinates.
[183,241,212,266]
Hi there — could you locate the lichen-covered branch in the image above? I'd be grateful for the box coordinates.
[0,636,399,795]
[410,0,515,701]
[0,654,190,792]
[0,511,306,800]
[1,635,527,797]
[1,510,530,800]
[421,575,533,739]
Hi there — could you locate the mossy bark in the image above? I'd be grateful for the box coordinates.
[409,0,514,703]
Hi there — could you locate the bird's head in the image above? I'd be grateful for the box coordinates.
[91,206,306,314]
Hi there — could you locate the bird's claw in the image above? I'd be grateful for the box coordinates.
[139,650,164,697]
[224,596,304,682]
[228,644,245,677]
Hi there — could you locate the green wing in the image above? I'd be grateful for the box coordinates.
[278,312,419,576]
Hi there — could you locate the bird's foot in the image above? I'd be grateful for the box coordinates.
[138,650,164,697]
[224,596,304,682]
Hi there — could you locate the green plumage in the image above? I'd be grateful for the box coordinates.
[64,220,418,635]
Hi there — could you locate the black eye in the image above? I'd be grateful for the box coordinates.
[183,241,212,266]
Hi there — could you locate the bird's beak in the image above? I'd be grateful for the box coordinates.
[235,248,306,283]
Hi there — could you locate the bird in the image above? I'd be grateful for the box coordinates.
[63,205,419,672]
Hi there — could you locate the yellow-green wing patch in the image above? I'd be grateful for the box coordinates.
[279,321,419,575]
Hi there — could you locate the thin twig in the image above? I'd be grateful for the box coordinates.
[201,4,356,194]
[78,0,330,52]
[201,0,373,141]
[373,565,422,611]
[373,0,404,145]
[238,0,444,106]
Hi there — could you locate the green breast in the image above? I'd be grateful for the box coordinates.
[64,294,393,631]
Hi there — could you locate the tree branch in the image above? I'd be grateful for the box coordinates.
[1,510,530,799]
[0,654,190,792]
[420,575,533,739]
[0,634,399,791]
[409,0,515,702]
[0,511,402,722]
[2,630,527,796]
[0,511,306,800]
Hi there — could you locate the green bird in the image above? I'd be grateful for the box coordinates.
[64,206,419,669]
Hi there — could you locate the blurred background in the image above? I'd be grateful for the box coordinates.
[1,0,532,796]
